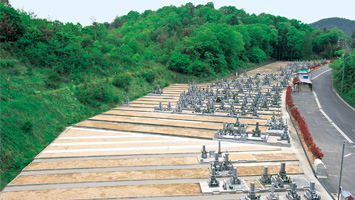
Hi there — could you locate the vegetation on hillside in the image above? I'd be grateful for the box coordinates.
[310,17,355,37]
[330,50,355,107]
[0,2,351,189]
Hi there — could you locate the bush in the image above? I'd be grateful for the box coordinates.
[290,107,324,159]
[112,74,131,89]
[45,70,62,89]
[143,70,155,83]
[21,121,33,132]
[75,83,119,107]
[0,59,15,68]
[286,86,294,108]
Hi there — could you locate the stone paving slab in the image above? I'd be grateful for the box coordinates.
[0,183,202,200]
[45,141,220,151]
[59,128,160,138]
[137,96,178,101]
[103,110,268,125]
[11,164,301,185]
[227,154,255,161]
[114,107,154,112]
[27,152,297,171]
[38,142,280,158]
[252,152,297,161]
[90,115,224,130]
[55,136,167,143]
[111,109,277,120]
[132,100,178,104]
[244,179,264,189]
[25,157,199,170]
[125,103,172,108]
[74,121,216,139]
[89,115,267,133]
[11,169,210,185]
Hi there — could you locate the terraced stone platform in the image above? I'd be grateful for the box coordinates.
[0,62,331,200]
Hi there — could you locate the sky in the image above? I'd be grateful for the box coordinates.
[9,0,355,27]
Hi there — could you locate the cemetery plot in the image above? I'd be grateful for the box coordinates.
[11,168,210,185]
[74,121,216,139]
[0,183,202,200]
[25,157,199,170]
[13,164,301,185]
[27,152,296,171]
[103,110,268,125]
[252,152,297,161]
[113,107,154,112]
[227,153,297,162]
[244,179,264,189]
[89,115,224,130]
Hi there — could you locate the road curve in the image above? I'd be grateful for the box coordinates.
[312,66,355,143]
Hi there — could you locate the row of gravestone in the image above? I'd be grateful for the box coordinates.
[202,147,320,199]
[203,150,321,200]
[173,82,284,115]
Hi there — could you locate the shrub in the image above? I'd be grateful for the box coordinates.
[75,83,119,107]
[112,74,131,89]
[0,59,15,68]
[290,106,324,159]
[45,70,62,89]
[143,70,155,83]
[21,121,33,132]
[286,86,294,108]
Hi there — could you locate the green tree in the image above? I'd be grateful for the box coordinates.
[0,3,23,41]
[286,27,304,60]
[167,51,192,74]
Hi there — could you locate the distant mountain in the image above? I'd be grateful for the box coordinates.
[309,17,355,36]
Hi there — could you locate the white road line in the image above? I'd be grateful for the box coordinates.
[312,91,354,144]
[344,153,352,158]
[332,88,355,112]
[312,69,331,80]
[311,67,354,111]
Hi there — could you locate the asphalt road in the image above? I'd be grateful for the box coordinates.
[313,66,355,143]
[293,66,355,196]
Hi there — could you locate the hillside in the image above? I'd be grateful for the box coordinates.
[310,17,355,36]
[0,2,348,190]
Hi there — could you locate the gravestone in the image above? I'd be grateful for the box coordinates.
[304,181,321,200]
[267,183,279,200]
[286,182,301,200]
[208,167,219,187]
[230,168,241,185]
[260,166,272,184]
[201,145,207,159]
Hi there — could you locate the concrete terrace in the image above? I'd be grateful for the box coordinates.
[0,62,332,199]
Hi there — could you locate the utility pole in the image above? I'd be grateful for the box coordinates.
[341,52,345,93]
[337,37,353,93]
[337,141,345,200]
